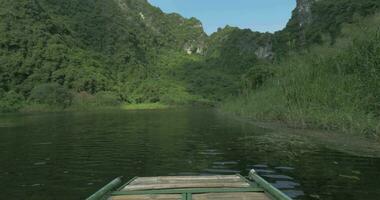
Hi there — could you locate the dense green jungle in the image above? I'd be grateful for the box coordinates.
[1,0,380,136]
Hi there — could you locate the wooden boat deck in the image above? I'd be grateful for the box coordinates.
[108,175,271,200]
[110,193,270,200]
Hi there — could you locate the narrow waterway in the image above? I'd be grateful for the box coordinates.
[0,108,379,200]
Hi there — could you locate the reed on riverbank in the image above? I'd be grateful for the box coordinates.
[221,14,380,137]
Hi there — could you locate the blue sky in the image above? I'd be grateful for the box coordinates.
[148,0,296,35]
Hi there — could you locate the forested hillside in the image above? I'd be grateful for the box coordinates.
[1,0,380,139]
[181,27,273,101]
[0,0,206,111]
[181,0,380,103]
[274,0,380,56]
[222,0,380,136]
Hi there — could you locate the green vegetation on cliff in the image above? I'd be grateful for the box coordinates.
[1,0,380,137]
[221,14,380,136]
[274,0,380,56]
[0,0,206,112]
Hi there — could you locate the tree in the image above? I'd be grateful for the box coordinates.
[0,91,24,112]
[29,83,72,107]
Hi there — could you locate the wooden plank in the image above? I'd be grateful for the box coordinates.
[109,194,182,200]
[130,176,242,185]
[192,192,271,200]
[129,179,246,185]
[123,175,250,191]
[112,187,264,196]
[132,175,241,182]
[123,182,251,191]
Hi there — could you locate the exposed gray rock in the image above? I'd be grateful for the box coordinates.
[255,44,273,59]
[296,0,315,28]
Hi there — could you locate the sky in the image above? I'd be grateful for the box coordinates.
[148,0,296,35]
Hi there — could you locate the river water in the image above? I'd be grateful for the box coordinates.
[0,108,379,200]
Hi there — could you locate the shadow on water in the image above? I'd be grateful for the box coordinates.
[0,108,380,200]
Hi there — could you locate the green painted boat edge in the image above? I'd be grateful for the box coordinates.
[86,177,123,200]
[111,187,264,196]
[249,169,293,200]
[237,173,259,188]
[187,192,192,200]
[182,193,187,200]
[115,176,138,191]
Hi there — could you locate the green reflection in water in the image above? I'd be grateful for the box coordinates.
[0,108,379,200]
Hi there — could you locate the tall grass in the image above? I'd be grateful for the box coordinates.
[221,14,380,137]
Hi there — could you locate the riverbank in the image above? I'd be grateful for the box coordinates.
[1,99,216,114]
[220,91,380,138]
[121,103,170,110]
[218,110,380,158]
[220,15,380,139]
[11,103,172,114]
[256,121,380,158]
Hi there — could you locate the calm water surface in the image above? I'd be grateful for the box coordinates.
[0,108,379,200]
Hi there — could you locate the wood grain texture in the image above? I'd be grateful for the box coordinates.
[192,192,271,200]
[131,175,241,183]
[109,194,182,200]
[123,175,250,191]
[123,182,250,191]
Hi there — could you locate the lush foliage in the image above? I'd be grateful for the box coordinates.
[0,0,207,111]
[274,0,380,56]
[0,90,24,112]
[221,14,380,136]
[29,83,72,107]
[180,27,272,101]
[1,0,380,140]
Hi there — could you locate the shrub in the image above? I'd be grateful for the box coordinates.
[241,64,274,93]
[94,91,121,106]
[71,91,121,108]
[71,91,96,107]
[0,91,24,112]
[29,83,72,108]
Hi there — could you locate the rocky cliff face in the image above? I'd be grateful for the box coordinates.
[204,26,274,65]
[249,0,317,59]
[203,0,320,61]
[272,0,319,55]
[114,0,206,55]
[293,0,317,44]
[254,44,273,59]
[296,0,316,28]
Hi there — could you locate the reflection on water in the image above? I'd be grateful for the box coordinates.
[0,108,380,200]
